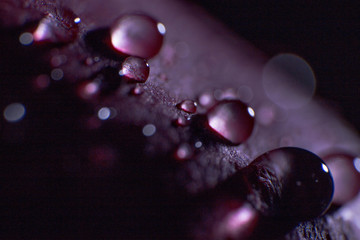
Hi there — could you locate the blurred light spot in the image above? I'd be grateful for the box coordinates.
[4,103,26,122]
[175,143,192,160]
[19,32,33,45]
[34,74,50,90]
[237,86,253,103]
[263,53,316,109]
[51,68,64,80]
[74,17,81,24]
[322,163,329,173]
[142,124,156,137]
[51,55,67,67]
[198,91,215,108]
[98,107,111,120]
[157,22,166,35]
[175,41,190,58]
[257,105,275,126]
[354,157,360,173]
[194,141,203,148]
[247,107,255,117]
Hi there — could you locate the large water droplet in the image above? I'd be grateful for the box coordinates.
[243,147,334,220]
[177,100,197,114]
[206,100,255,145]
[322,153,360,205]
[119,56,150,83]
[110,14,165,59]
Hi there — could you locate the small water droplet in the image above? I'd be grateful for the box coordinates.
[110,14,164,59]
[142,124,156,137]
[174,116,189,127]
[119,56,150,83]
[3,103,26,122]
[175,143,192,161]
[206,100,255,145]
[177,100,197,114]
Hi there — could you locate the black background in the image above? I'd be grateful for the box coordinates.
[192,0,360,131]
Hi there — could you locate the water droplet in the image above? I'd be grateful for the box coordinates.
[206,100,255,145]
[130,84,144,95]
[263,53,316,109]
[33,9,79,43]
[110,14,164,59]
[19,32,33,45]
[175,143,192,161]
[3,103,26,122]
[177,100,197,114]
[50,68,64,81]
[322,153,360,205]
[142,124,156,137]
[174,116,189,127]
[213,203,259,240]
[119,56,150,83]
[217,147,333,226]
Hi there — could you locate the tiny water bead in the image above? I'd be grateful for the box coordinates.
[322,153,360,205]
[177,100,197,114]
[119,56,150,83]
[206,100,255,145]
[110,14,165,59]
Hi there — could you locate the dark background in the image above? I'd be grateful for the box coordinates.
[192,0,360,131]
